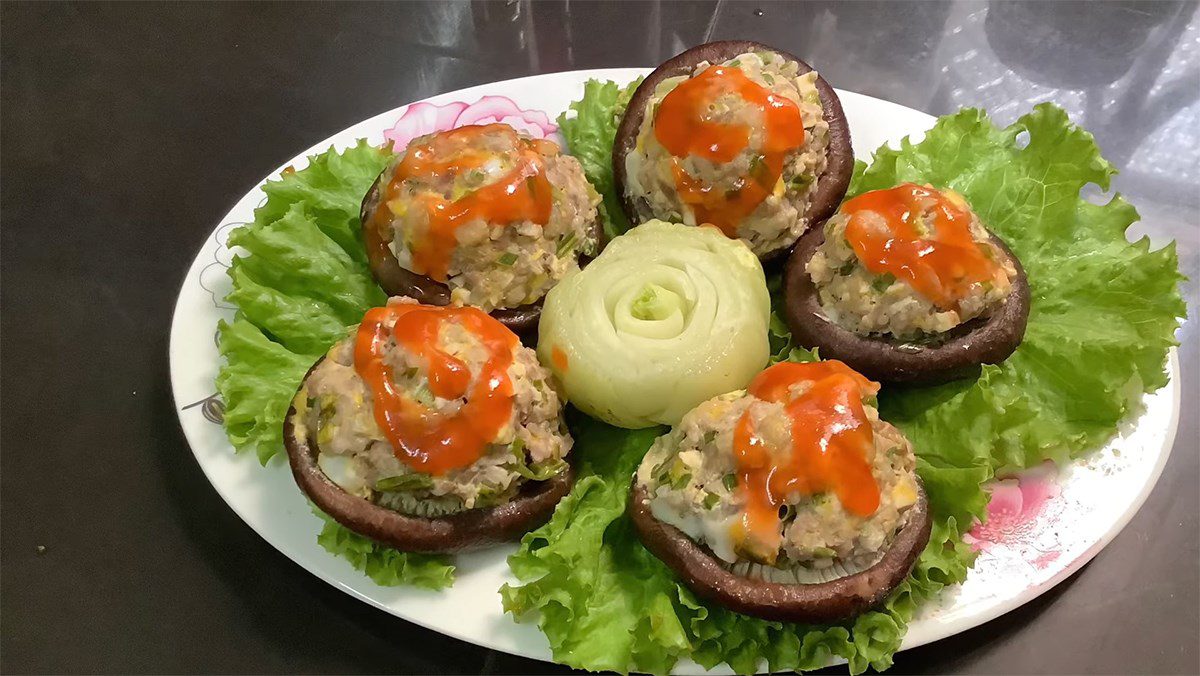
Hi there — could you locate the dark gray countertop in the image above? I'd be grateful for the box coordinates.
[1,1,1196,673]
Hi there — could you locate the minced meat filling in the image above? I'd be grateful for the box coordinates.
[625,50,830,255]
[807,198,1017,340]
[300,298,571,516]
[382,127,600,310]
[635,387,919,574]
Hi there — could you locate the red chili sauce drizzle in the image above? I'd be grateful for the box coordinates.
[353,303,518,475]
[731,361,881,562]
[366,124,556,283]
[652,65,805,237]
[550,345,569,372]
[841,183,1001,310]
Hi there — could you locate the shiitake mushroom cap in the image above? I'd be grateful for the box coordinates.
[612,40,854,265]
[359,145,604,336]
[283,357,574,553]
[782,225,1031,384]
[628,477,931,624]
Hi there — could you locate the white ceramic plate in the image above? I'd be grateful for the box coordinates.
[169,68,1181,673]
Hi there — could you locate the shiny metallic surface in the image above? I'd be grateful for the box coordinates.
[1,2,1196,673]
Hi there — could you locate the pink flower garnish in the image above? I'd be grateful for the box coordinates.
[382,95,557,151]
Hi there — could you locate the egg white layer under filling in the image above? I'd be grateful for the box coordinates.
[624,50,830,256]
[299,299,572,516]
[635,386,919,583]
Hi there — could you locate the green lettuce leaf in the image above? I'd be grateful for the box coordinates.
[313,508,454,590]
[215,316,316,465]
[253,140,396,265]
[557,78,642,241]
[217,140,389,464]
[500,99,1183,673]
[215,141,453,587]
[500,415,691,674]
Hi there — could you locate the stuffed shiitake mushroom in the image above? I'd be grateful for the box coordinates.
[614,40,853,262]
[629,360,930,623]
[283,297,574,552]
[784,183,1031,383]
[361,124,602,334]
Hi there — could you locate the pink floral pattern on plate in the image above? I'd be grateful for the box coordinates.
[383,96,557,149]
[966,461,1066,570]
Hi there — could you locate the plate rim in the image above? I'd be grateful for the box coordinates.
[168,66,1184,671]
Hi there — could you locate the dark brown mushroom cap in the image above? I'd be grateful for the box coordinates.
[612,40,854,265]
[283,357,574,553]
[782,224,1031,384]
[628,477,931,624]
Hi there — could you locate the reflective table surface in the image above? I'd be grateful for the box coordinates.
[2,2,1196,673]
